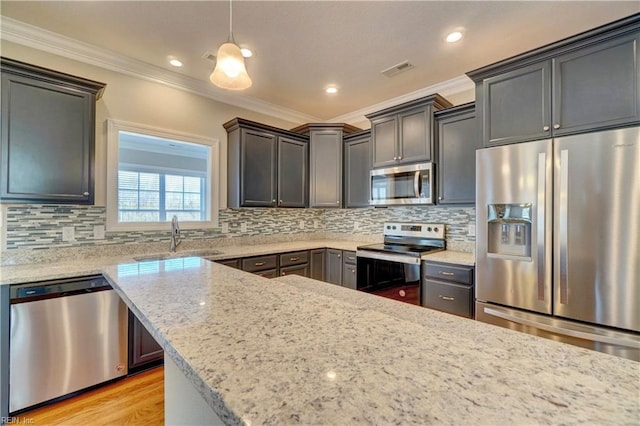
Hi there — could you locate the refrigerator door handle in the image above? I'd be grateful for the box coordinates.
[537,152,547,301]
[483,307,640,349]
[559,149,569,304]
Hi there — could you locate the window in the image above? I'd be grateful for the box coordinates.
[107,120,219,231]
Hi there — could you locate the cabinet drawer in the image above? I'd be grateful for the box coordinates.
[255,269,278,279]
[215,258,240,269]
[422,280,473,318]
[280,264,309,278]
[242,255,278,272]
[279,250,309,267]
[424,263,473,285]
[342,251,357,265]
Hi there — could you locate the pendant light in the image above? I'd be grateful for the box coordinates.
[210,0,252,90]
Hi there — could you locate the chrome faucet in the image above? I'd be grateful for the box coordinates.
[170,215,182,252]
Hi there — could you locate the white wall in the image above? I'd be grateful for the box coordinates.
[0,40,300,209]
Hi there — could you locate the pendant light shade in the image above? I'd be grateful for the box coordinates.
[210,42,252,90]
[209,0,252,90]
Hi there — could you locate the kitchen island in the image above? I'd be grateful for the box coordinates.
[102,257,639,425]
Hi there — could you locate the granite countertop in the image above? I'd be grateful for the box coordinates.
[0,240,474,285]
[103,258,639,425]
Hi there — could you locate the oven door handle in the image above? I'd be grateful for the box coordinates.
[356,250,421,265]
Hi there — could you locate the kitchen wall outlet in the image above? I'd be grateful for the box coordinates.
[62,226,75,242]
[241,222,248,233]
[299,220,305,230]
[353,221,360,231]
[221,223,229,233]
[468,223,476,237]
[314,220,320,229]
[93,225,105,240]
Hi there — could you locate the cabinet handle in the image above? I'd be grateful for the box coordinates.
[440,271,455,276]
[338,254,341,258]
[398,156,402,160]
[279,200,283,203]
[440,295,455,301]
[553,124,560,129]
[347,256,355,261]
[83,192,90,196]
[438,196,443,200]
[399,289,406,297]
[350,269,356,273]
[272,199,276,203]
[281,271,286,276]
[289,257,299,261]
[543,125,550,131]
[255,262,266,266]
[336,201,340,204]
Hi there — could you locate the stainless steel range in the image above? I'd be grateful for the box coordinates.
[356,222,445,305]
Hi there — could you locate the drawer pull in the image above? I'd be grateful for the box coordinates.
[399,290,406,297]
[289,257,299,261]
[350,269,355,273]
[440,295,455,301]
[347,256,355,261]
[281,272,286,276]
[255,262,266,266]
[440,271,455,276]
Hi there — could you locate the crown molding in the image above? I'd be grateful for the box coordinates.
[328,75,475,124]
[0,16,320,124]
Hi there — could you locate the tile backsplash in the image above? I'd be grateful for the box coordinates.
[3,204,475,253]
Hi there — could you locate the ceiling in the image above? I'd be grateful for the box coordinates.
[1,1,638,122]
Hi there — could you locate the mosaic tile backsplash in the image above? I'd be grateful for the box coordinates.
[3,204,475,251]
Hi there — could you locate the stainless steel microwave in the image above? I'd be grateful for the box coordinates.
[370,162,434,206]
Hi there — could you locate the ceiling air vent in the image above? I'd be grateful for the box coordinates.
[202,51,217,61]
[381,60,414,78]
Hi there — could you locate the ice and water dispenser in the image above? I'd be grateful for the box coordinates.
[486,204,532,259]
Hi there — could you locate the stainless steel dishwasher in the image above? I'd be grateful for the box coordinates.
[9,275,128,413]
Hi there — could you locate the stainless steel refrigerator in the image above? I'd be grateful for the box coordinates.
[475,126,640,361]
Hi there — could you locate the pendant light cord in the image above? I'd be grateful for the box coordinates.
[228,0,234,43]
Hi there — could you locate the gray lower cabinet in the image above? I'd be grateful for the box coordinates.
[469,18,640,146]
[0,58,105,204]
[242,254,278,273]
[215,258,240,269]
[422,262,474,319]
[325,249,343,285]
[129,310,163,371]
[435,103,479,205]
[342,251,357,290]
[343,130,371,208]
[309,249,326,281]
[279,250,309,277]
[225,118,309,208]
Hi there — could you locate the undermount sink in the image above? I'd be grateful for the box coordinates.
[133,250,223,262]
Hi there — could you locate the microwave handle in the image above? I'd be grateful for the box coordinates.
[414,171,421,197]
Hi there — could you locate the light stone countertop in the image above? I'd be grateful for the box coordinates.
[0,239,473,285]
[102,258,639,425]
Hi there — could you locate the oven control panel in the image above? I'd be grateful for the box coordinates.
[383,222,445,239]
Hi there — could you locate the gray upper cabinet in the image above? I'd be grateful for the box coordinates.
[343,130,371,208]
[290,123,361,208]
[435,103,480,205]
[480,61,551,146]
[0,58,105,204]
[278,136,308,207]
[366,94,452,169]
[469,16,640,147]
[225,118,308,208]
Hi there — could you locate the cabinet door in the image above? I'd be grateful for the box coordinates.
[344,135,371,208]
[398,107,431,163]
[325,249,343,285]
[280,264,309,278]
[371,116,398,168]
[129,311,163,370]
[278,136,308,207]
[1,73,94,203]
[342,263,357,289]
[215,258,240,269]
[241,129,277,206]
[436,109,479,204]
[481,61,551,146]
[552,33,640,135]
[309,249,326,281]
[310,130,342,207]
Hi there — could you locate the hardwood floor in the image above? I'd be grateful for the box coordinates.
[12,367,164,425]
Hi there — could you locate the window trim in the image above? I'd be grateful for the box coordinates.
[106,119,219,231]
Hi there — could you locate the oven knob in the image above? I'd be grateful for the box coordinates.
[427,227,432,232]
[392,225,397,230]
[386,226,391,230]
[434,227,439,232]
[399,290,406,297]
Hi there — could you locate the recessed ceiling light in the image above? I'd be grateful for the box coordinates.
[446,31,463,43]
[169,59,183,67]
[325,86,338,94]
[240,48,253,58]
